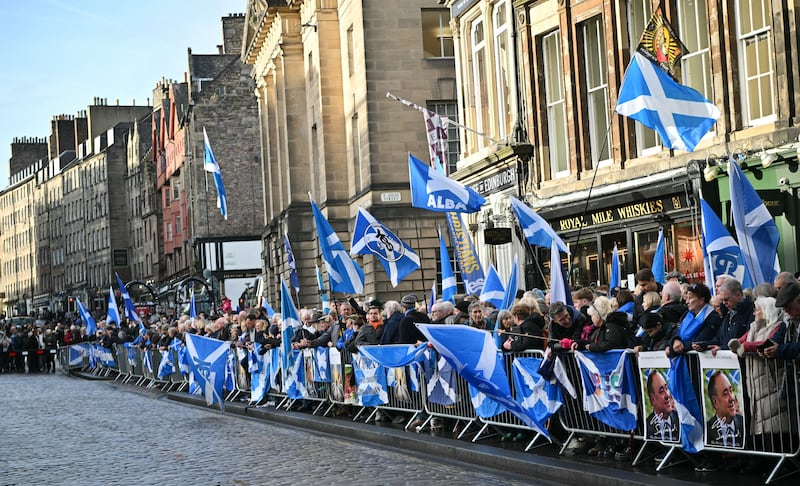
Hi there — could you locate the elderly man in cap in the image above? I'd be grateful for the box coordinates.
[764,281,800,359]
[397,294,430,344]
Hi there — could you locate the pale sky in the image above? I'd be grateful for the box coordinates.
[0,0,246,189]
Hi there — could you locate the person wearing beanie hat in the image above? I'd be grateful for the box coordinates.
[763,281,800,359]
[397,293,430,344]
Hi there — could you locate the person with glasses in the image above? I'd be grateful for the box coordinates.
[693,278,753,355]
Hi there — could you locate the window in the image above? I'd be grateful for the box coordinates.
[678,0,712,99]
[542,30,569,178]
[470,18,489,149]
[493,1,513,140]
[627,0,659,155]
[346,26,355,78]
[351,113,362,191]
[582,17,612,167]
[736,0,774,125]
[166,222,173,241]
[421,9,454,58]
[172,180,181,200]
[427,101,461,175]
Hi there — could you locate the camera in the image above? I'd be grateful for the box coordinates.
[779,177,789,186]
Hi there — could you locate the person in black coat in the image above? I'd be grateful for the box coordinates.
[397,294,430,344]
[547,302,585,352]
[502,302,545,352]
[564,296,631,352]
[379,301,404,344]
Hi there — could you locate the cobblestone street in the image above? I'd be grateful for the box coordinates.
[3,374,536,486]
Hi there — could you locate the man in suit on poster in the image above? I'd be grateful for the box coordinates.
[705,371,744,448]
[645,370,679,442]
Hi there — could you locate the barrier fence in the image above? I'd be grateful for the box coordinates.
[56,342,800,484]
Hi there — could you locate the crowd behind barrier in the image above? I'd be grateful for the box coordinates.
[18,271,800,484]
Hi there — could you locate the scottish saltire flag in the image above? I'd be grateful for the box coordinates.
[446,212,485,295]
[313,347,331,383]
[513,357,565,423]
[574,350,638,431]
[728,158,780,285]
[438,229,457,303]
[189,290,197,325]
[158,348,175,379]
[652,229,666,284]
[268,347,281,391]
[263,301,277,317]
[615,52,720,152]
[107,288,120,325]
[418,324,550,437]
[95,345,116,367]
[423,350,458,405]
[668,355,705,452]
[284,232,301,292]
[224,351,236,391]
[509,196,568,253]
[479,265,505,309]
[143,349,153,374]
[75,297,96,337]
[351,207,420,287]
[185,333,229,410]
[87,345,98,369]
[429,282,437,314]
[310,199,364,294]
[203,127,228,220]
[409,152,485,213]
[550,239,568,305]
[250,343,270,404]
[68,345,85,367]
[700,198,754,290]
[358,344,427,368]
[280,279,305,398]
[115,273,143,325]
[609,243,620,290]
[537,347,577,399]
[469,385,506,418]
[315,264,330,314]
[351,353,389,407]
[501,256,519,311]
[176,341,190,375]
[676,303,713,343]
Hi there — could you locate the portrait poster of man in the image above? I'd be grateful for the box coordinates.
[638,351,680,443]
[390,366,412,403]
[302,349,318,398]
[698,351,746,449]
[329,349,344,402]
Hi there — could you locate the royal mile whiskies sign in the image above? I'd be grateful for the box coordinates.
[554,194,688,232]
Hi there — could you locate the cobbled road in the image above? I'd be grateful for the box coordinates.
[2,373,535,486]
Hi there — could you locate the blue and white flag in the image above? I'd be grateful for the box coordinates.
[249,343,270,404]
[728,158,780,286]
[513,357,565,423]
[176,341,190,375]
[310,198,364,295]
[76,297,96,337]
[676,303,713,343]
[280,279,305,398]
[609,243,620,290]
[417,324,549,437]
[263,301,277,318]
[107,288,120,326]
[284,232,301,292]
[143,349,153,374]
[668,355,705,453]
[469,384,506,419]
[409,152,485,213]
[313,347,331,383]
[68,345,84,367]
[615,52,720,152]
[429,281,437,314]
[95,345,116,367]
[224,351,236,391]
[115,273,143,325]
[358,344,427,368]
[351,353,388,407]
[446,212,485,295]
[315,264,330,314]
[549,239,568,306]
[267,347,281,391]
[479,265,505,309]
[158,348,175,379]
[185,333,229,410]
[652,229,666,284]
[203,127,228,220]
[701,198,753,290]
[350,207,420,287]
[423,350,458,406]
[574,350,638,431]
[501,256,519,311]
[509,196,568,253]
[438,229,457,303]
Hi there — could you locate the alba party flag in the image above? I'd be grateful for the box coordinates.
[310,198,364,295]
[350,207,420,287]
[409,152,485,213]
[509,196,568,253]
[700,198,753,290]
[203,128,228,220]
[615,52,719,152]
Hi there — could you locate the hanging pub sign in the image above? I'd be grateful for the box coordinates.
[483,227,512,245]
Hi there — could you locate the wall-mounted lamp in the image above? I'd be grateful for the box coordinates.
[703,153,722,182]
[301,23,317,32]
[759,139,779,168]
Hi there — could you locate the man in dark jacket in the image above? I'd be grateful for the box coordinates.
[379,301,404,344]
[547,302,585,352]
[659,281,687,325]
[696,278,753,353]
[502,302,545,352]
[397,294,430,344]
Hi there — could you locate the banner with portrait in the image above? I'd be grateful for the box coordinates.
[638,351,680,443]
[698,351,746,449]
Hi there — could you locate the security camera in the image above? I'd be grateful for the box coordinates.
[779,177,789,186]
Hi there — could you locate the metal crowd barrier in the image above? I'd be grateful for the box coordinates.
[556,350,645,455]
[322,348,364,419]
[373,360,426,430]
[421,350,479,439]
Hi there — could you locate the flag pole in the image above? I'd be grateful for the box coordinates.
[412,210,429,310]
[386,92,502,145]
